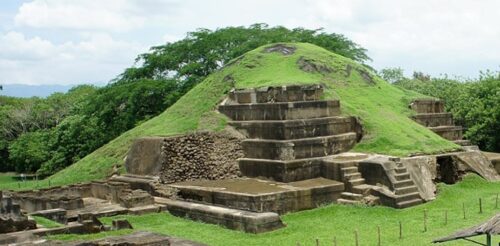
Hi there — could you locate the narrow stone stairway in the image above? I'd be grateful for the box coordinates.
[393,163,423,208]
[337,163,377,205]
[410,99,471,146]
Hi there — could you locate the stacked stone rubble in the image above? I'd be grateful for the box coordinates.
[160,131,243,183]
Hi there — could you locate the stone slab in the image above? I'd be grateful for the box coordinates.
[411,113,453,127]
[410,99,445,114]
[238,157,324,182]
[125,137,164,175]
[429,125,463,141]
[242,133,357,160]
[166,199,284,234]
[482,151,500,174]
[227,84,323,104]
[229,116,360,140]
[218,100,341,121]
[169,177,344,214]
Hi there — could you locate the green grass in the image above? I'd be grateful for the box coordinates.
[0,42,460,190]
[32,216,63,228]
[47,174,500,245]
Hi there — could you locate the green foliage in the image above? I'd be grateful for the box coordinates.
[48,174,500,245]
[395,70,500,152]
[8,130,52,172]
[378,67,405,83]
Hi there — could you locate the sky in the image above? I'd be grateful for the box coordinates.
[1,0,499,86]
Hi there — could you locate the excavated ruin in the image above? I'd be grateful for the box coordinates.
[1,85,499,243]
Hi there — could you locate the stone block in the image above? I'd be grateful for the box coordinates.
[31,208,67,224]
[112,219,133,230]
[125,137,164,176]
[238,157,323,182]
[242,133,357,160]
[166,199,285,233]
[409,99,445,113]
[229,116,361,140]
[218,100,341,121]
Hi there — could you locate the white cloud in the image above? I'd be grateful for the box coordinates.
[3,0,500,87]
[14,0,180,31]
[302,0,500,76]
[0,31,145,85]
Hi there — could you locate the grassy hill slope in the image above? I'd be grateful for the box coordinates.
[6,42,459,188]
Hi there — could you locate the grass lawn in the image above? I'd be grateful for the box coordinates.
[4,42,459,191]
[48,174,499,245]
[32,216,63,229]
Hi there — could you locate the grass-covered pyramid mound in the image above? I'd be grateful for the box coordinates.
[50,43,459,185]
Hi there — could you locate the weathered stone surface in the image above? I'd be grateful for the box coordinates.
[429,126,463,141]
[219,100,341,121]
[242,133,357,160]
[112,219,133,230]
[125,137,165,176]
[401,156,437,201]
[170,177,344,214]
[482,151,500,174]
[409,99,445,114]
[119,189,154,208]
[227,84,323,104]
[166,199,284,233]
[449,151,500,181]
[411,112,453,127]
[159,131,244,183]
[238,157,323,182]
[30,208,67,224]
[39,231,205,245]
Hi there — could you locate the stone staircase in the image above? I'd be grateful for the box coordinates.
[219,85,361,182]
[392,163,423,208]
[166,85,364,232]
[337,163,378,205]
[410,99,471,146]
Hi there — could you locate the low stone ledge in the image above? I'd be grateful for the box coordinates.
[166,199,285,233]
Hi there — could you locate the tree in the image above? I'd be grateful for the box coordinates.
[379,67,406,83]
[117,24,370,88]
[8,130,52,173]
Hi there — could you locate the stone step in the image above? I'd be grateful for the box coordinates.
[352,184,373,195]
[227,85,323,104]
[394,173,410,181]
[165,199,285,233]
[396,198,423,209]
[340,192,363,201]
[394,167,407,174]
[411,113,453,127]
[394,185,418,195]
[340,166,359,174]
[343,172,362,180]
[169,177,345,215]
[228,116,360,140]
[242,133,357,160]
[410,99,445,114]
[393,180,414,188]
[349,178,365,186]
[337,198,362,205]
[218,100,341,121]
[453,139,472,146]
[238,157,323,182]
[394,192,421,203]
[429,125,463,141]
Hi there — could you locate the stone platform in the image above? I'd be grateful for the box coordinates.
[169,177,344,215]
[229,116,361,140]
